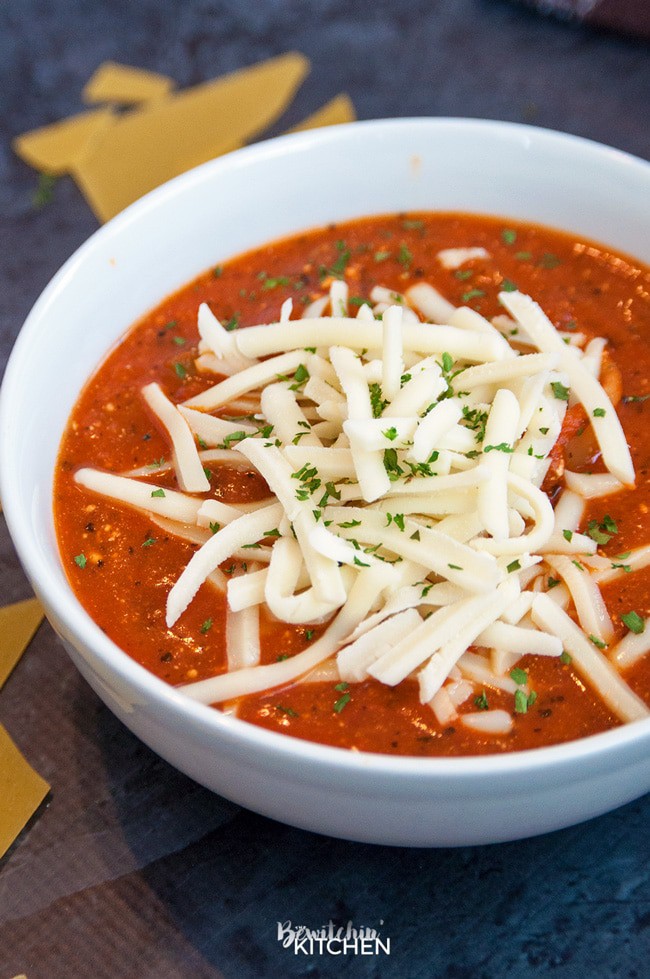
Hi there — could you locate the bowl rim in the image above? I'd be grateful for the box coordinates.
[3,115,650,783]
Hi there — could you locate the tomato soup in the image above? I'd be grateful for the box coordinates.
[54,213,650,755]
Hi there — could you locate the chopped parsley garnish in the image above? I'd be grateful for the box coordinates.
[289,363,310,390]
[501,279,518,292]
[386,512,405,531]
[539,252,561,269]
[200,618,213,634]
[593,408,606,418]
[209,522,220,535]
[448,563,462,571]
[515,250,532,261]
[222,430,250,448]
[551,381,570,401]
[146,457,165,470]
[501,228,517,245]
[224,314,240,331]
[383,447,403,481]
[454,269,473,280]
[151,488,166,498]
[562,529,573,542]
[474,690,489,711]
[174,362,188,379]
[382,426,399,441]
[483,442,513,454]
[213,265,223,277]
[514,689,537,714]
[330,240,351,277]
[260,274,291,290]
[506,559,521,573]
[560,651,572,665]
[353,556,370,567]
[587,516,617,546]
[305,630,315,641]
[547,577,560,589]
[622,393,650,404]
[74,553,87,569]
[369,382,388,418]
[172,335,186,346]
[461,405,488,442]
[397,244,413,268]
[510,667,528,686]
[621,611,645,634]
[142,537,156,547]
[374,249,391,263]
[461,288,485,303]
[275,704,299,718]
[338,519,361,529]
[333,692,351,713]
[589,635,607,649]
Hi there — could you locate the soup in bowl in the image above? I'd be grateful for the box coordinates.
[2,119,650,845]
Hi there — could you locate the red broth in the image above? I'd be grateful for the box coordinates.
[54,213,650,755]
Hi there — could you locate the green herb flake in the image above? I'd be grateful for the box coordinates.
[547,577,561,589]
[448,563,463,571]
[338,519,361,529]
[305,630,315,641]
[397,244,413,268]
[560,650,572,665]
[510,667,528,686]
[454,269,473,280]
[209,522,220,535]
[501,279,518,292]
[382,426,398,442]
[514,688,529,714]
[374,250,391,263]
[506,559,521,573]
[353,556,370,567]
[593,408,606,418]
[483,442,514,455]
[151,488,166,498]
[461,288,485,303]
[369,382,388,418]
[562,529,573,542]
[200,618,213,634]
[142,537,156,548]
[622,393,650,404]
[333,691,351,713]
[474,690,489,711]
[275,704,299,718]
[515,250,532,261]
[539,252,561,269]
[174,362,188,379]
[621,611,645,634]
[501,229,517,245]
[74,553,87,569]
[551,381,570,401]
[589,634,607,650]
[213,265,223,277]
[224,314,240,332]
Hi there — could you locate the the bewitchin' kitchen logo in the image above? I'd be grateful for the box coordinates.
[277,919,390,956]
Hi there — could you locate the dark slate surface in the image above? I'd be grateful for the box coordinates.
[1,2,649,976]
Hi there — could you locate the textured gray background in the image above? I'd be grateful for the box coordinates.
[1,1,649,976]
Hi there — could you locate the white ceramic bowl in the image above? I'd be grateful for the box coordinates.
[2,119,650,847]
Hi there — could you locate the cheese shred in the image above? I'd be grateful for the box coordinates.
[74,280,647,734]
